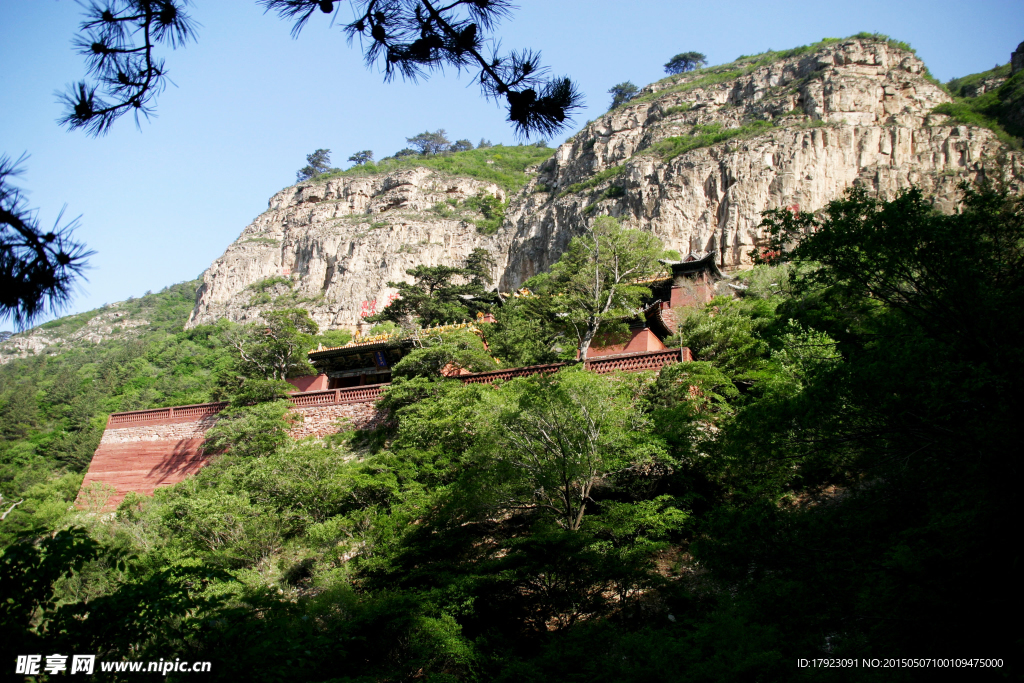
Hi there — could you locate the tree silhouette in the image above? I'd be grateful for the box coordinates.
[347,150,374,166]
[58,0,199,136]
[608,81,639,109]
[406,130,451,155]
[62,0,582,140]
[664,51,707,75]
[0,155,92,328]
[296,149,333,182]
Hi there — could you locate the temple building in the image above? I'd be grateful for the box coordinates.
[305,321,487,388]
[300,252,731,383]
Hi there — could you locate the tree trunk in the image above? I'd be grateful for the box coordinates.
[578,316,599,359]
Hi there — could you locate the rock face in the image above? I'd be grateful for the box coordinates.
[497,38,1020,289]
[189,37,1022,329]
[188,168,506,330]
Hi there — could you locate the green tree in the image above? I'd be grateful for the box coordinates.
[451,139,474,152]
[202,400,293,458]
[485,292,565,367]
[368,248,496,327]
[296,148,333,181]
[608,81,639,108]
[347,149,373,165]
[390,329,496,380]
[406,129,451,155]
[664,51,707,75]
[225,309,319,381]
[479,368,650,531]
[548,216,665,358]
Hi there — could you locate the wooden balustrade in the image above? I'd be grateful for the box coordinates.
[460,362,567,384]
[106,385,388,427]
[104,351,689,427]
[107,402,229,426]
[460,349,687,384]
[288,384,387,406]
[586,349,684,374]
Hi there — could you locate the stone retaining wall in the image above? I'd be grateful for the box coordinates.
[290,402,388,438]
[80,401,386,510]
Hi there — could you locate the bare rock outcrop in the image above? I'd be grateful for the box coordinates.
[189,37,1021,329]
[497,38,1020,289]
[188,168,506,330]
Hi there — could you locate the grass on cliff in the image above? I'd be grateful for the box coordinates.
[310,144,554,193]
[559,165,626,197]
[946,63,1013,98]
[932,69,1024,149]
[651,120,775,161]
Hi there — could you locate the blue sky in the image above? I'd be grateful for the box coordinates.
[2,0,1021,328]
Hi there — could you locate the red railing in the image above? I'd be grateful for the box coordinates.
[586,349,686,374]
[460,362,567,384]
[104,350,689,426]
[461,348,688,384]
[288,384,387,406]
[107,402,228,426]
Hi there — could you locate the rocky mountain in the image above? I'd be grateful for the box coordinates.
[187,36,1020,332]
[186,167,510,331]
[1,299,154,365]
[498,37,1020,287]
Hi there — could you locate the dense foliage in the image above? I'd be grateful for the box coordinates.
[366,249,497,327]
[934,66,1024,148]
[2,184,1020,680]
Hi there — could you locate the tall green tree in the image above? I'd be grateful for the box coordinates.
[664,51,707,74]
[478,368,654,531]
[406,129,451,155]
[296,149,333,181]
[607,81,639,108]
[225,309,319,381]
[548,216,665,358]
[368,248,497,327]
[347,150,373,165]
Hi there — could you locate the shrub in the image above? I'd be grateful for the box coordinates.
[312,145,553,193]
[651,120,774,161]
[560,165,626,197]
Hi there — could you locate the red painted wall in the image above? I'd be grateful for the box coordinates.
[286,374,329,392]
[586,328,668,358]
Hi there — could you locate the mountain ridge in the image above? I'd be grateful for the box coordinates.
[186,35,1021,331]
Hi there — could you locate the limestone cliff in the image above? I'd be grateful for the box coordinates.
[190,37,1022,329]
[498,37,1021,288]
[187,168,507,331]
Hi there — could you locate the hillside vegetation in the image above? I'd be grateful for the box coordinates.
[0,283,357,541]
[312,144,555,193]
[935,63,1024,149]
[1,182,1020,680]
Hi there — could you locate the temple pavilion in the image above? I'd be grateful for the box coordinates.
[301,251,729,389]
